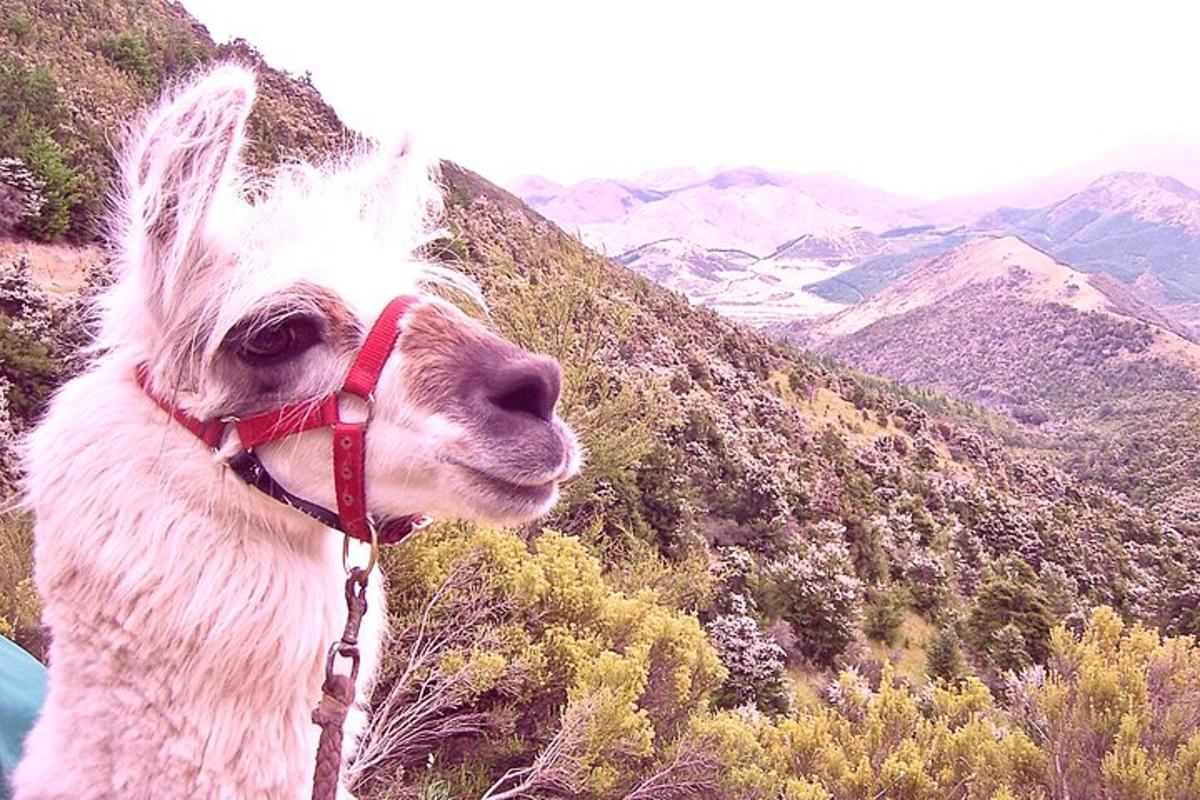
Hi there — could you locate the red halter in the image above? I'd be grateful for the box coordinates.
[137,295,427,545]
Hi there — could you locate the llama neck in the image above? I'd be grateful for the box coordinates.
[23,360,354,792]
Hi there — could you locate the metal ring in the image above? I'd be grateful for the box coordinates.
[341,521,379,577]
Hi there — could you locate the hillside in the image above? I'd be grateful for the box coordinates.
[803,236,1200,512]
[810,172,1200,314]
[810,236,1141,341]
[5,2,1200,797]
[613,224,905,325]
[977,172,1200,305]
[0,0,353,241]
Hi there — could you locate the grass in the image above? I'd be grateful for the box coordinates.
[787,664,826,712]
[869,611,932,684]
[770,371,896,437]
[0,512,42,659]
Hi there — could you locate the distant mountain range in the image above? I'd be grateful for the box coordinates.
[513,162,1200,512]
[513,166,1200,335]
[515,167,921,256]
[612,228,880,324]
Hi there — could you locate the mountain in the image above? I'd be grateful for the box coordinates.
[811,172,1200,312]
[908,135,1200,228]
[808,235,1143,341]
[521,166,1200,340]
[6,3,1200,796]
[629,165,707,191]
[506,174,563,204]
[570,177,856,255]
[976,172,1200,304]
[801,236,1200,510]
[767,225,890,264]
[613,237,754,296]
[513,166,922,256]
[804,226,973,304]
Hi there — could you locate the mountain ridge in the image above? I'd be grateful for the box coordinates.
[514,165,923,256]
[806,235,1178,342]
[804,170,1200,314]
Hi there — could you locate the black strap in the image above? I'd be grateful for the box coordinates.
[227,450,345,532]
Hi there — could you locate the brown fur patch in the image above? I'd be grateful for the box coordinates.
[295,283,363,355]
[398,299,522,415]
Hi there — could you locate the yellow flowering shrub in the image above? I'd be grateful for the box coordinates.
[377,525,1200,800]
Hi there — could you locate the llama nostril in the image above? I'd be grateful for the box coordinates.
[486,358,561,423]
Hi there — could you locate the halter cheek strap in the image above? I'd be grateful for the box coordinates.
[136,295,428,545]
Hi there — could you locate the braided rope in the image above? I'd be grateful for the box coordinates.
[311,566,370,800]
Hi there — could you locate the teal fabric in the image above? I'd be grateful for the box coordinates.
[0,638,45,800]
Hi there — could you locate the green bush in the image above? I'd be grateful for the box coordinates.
[19,129,82,240]
[763,535,863,667]
[4,9,32,42]
[926,625,966,682]
[0,314,57,419]
[967,559,1055,670]
[862,584,907,646]
[97,30,158,86]
[0,57,64,154]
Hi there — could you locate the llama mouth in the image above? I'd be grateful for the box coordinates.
[452,461,560,504]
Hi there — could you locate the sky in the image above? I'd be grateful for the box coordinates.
[181,0,1200,199]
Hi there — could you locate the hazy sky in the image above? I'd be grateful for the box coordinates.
[181,0,1199,199]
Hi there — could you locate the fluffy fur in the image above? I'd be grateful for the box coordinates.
[14,64,577,799]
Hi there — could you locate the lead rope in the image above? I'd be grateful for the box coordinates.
[311,534,377,800]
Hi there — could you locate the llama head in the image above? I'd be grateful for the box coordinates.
[103,64,580,525]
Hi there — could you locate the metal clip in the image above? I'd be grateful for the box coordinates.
[341,520,379,577]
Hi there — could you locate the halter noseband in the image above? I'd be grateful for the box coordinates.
[137,295,428,545]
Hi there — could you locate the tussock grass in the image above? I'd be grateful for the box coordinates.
[0,511,42,660]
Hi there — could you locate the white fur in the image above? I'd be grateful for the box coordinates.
[16,365,385,798]
[14,65,488,799]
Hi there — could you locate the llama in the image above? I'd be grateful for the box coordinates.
[12,65,580,799]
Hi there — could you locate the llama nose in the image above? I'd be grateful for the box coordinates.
[485,356,562,423]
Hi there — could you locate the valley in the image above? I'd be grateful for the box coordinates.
[519,167,1200,331]
[516,159,1200,520]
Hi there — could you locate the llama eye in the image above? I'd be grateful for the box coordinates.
[237,318,320,366]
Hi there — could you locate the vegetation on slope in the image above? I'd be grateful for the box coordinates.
[0,0,351,241]
[824,285,1200,516]
[808,233,973,305]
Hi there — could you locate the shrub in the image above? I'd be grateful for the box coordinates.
[926,625,966,682]
[0,314,56,420]
[4,9,32,42]
[0,376,19,493]
[967,559,1055,670]
[690,664,1045,799]
[0,515,40,658]
[1006,607,1200,799]
[705,612,789,714]
[96,30,158,86]
[902,551,949,612]
[355,523,724,797]
[0,156,44,236]
[862,584,907,646]
[19,128,82,240]
[763,535,863,666]
[0,58,63,146]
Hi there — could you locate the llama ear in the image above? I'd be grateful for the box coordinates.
[355,137,442,249]
[124,64,255,323]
